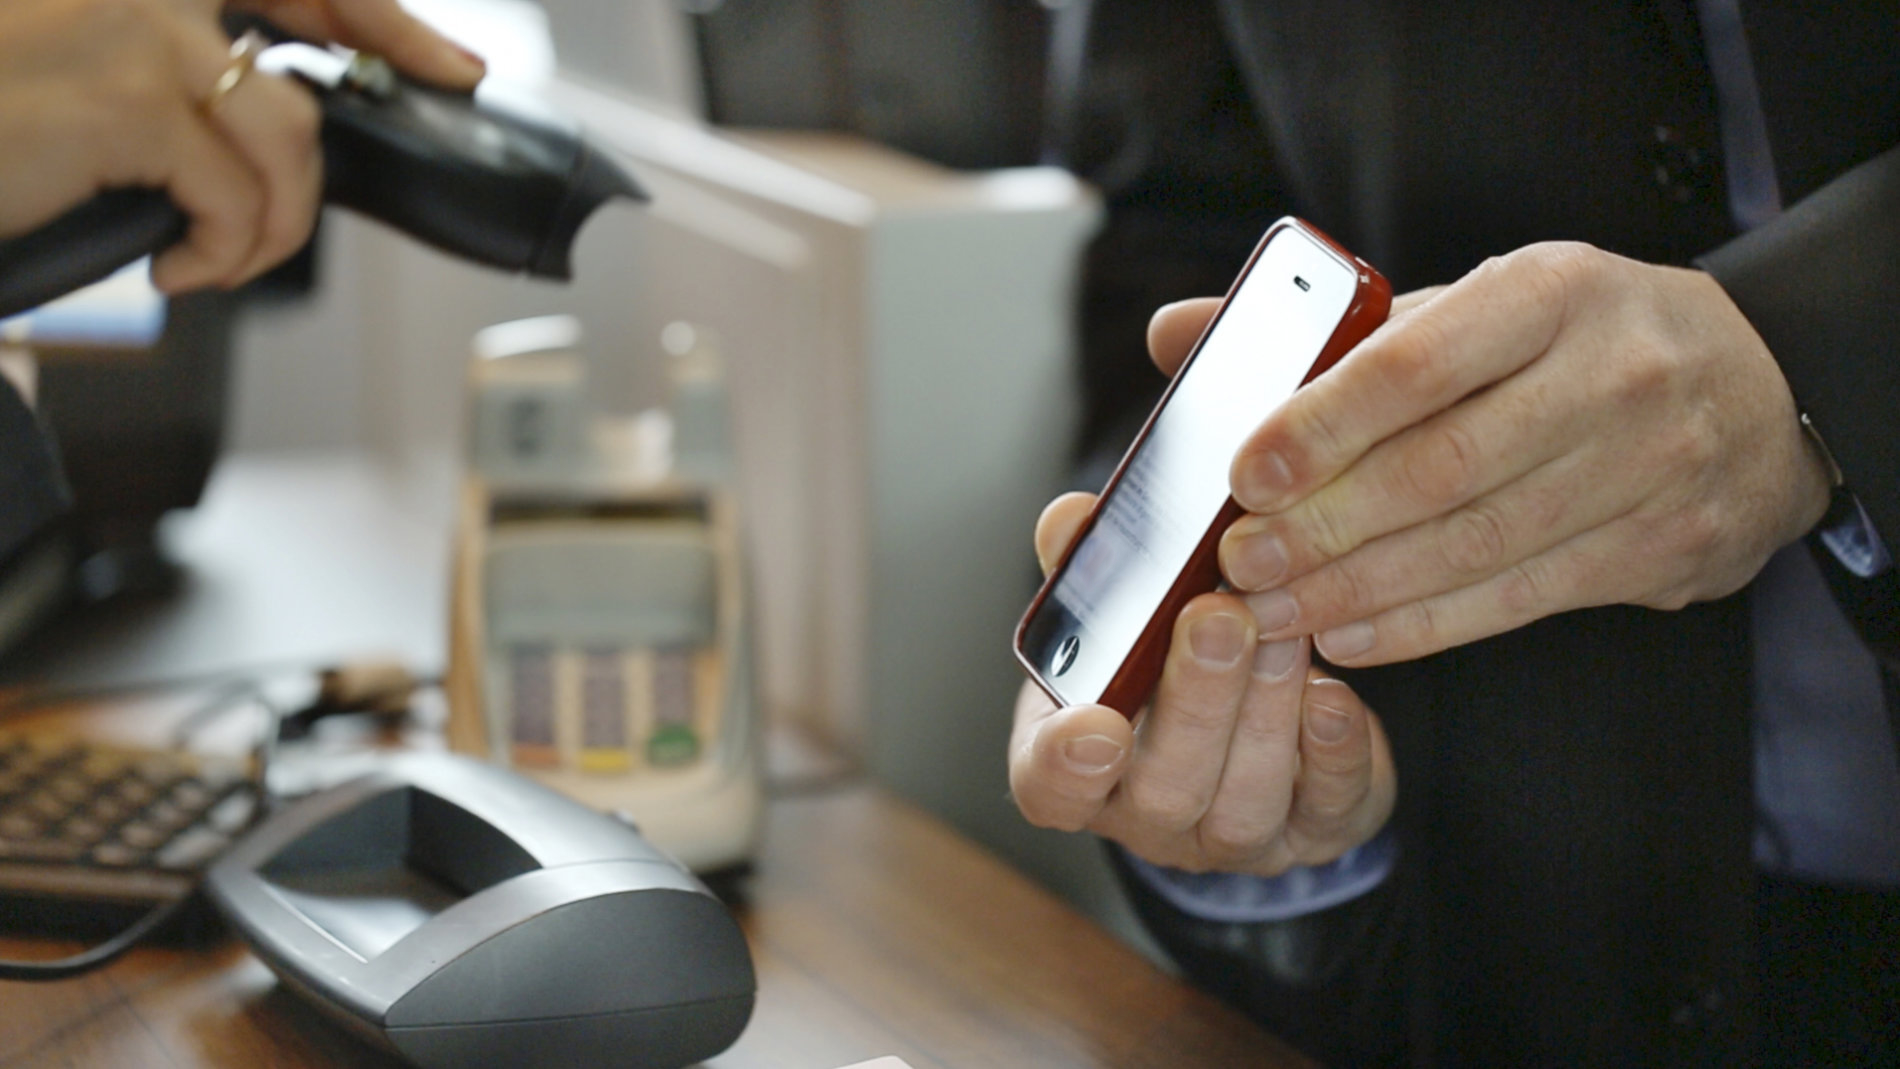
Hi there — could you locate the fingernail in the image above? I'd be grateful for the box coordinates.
[1244,589,1298,633]
[1253,638,1300,680]
[1230,530,1289,589]
[452,42,488,74]
[1316,620,1377,660]
[1307,700,1353,743]
[1237,450,1294,507]
[1062,734,1124,774]
[1188,613,1248,667]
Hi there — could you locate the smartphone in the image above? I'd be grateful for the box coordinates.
[1015,217,1390,715]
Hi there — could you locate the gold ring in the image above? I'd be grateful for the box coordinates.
[203,30,269,114]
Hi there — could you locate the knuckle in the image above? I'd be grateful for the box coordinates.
[102,53,167,113]
[267,190,319,250]
[284,90,323,140]
[1230,705,1297,752]
[93,0,177,86]
[1442,501,1512,577]
[219,182,264,235]
[1611,340,1675,407]
[1197,817,1273,869]
[1288,397,1351,472]
[1014,795,1078,832]
[1123,776,1207,832]
[1513,241,1605,326]
[89,0,157,32]
[1302,731,1372,781]
[1009,775,1090,832]
[1302,792,1364,828]
[1323,558,1382,621]
[76,99,131,161]
[1677,410,1723,471]
[1374,316,1451,397]
[1399,420,1484,507]
[1647,584,1697,612]
[1155,683,1240,734]
[1288,832,1352,868]
[1520,241,1604,293]
[1157,851,1218,876]
[1401,596,1442,650]
[1298,770,1372,827]
[1298,495,1357,560]
[1497,557,1558,616]
[1666,501,1723,558]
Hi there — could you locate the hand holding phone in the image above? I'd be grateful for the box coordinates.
[1006,295,1397,878]
[1015,218,1389,715]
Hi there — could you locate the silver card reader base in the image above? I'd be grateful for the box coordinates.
[205,752,754,1069]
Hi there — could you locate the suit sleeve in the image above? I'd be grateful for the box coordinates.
[1698,142,1900,668]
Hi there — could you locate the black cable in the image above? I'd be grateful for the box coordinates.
[0,660,319,725]
[0,661,425,981]
[165,678,269,747]
[0,686,281,984]
[0,890,196,981]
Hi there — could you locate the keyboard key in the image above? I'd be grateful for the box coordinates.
[144,801,191,831]
[169,780,215,812]
[119,822,171,850]
[91,842,147,868]
[0,837,85,862]
[59,818,107,846]
[204,792,257,834]
[35,745,83,771]
[48,775,94,805]
[24,792,70,822]
[155,827,229,871]
[87,797,131,826]
[131,757,181,788]
[114,779,158,807]
[77,751,130,780]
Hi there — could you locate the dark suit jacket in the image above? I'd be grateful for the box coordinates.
[1055,2,1900,1064]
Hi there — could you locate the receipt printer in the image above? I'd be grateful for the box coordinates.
[204,753,754,1069]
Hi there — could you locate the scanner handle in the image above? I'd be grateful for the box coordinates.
[0,191,186,320]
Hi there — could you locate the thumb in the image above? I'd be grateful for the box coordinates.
[1009,684,1132,833]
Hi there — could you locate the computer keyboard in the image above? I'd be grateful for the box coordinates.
[0,731,260,910]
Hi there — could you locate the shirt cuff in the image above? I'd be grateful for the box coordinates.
[1120,829,1397,924]
[1819,492,1894,579]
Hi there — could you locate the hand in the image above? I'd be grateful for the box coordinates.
[1009,493,1396,876]
[0,0,324,290]
[221,0,484,89]
[0,0,480,294]
[1199,242,1834,666]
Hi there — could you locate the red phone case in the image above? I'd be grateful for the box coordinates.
[1014,217,1391,716]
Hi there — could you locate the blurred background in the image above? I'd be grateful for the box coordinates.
[2,0,1293,955]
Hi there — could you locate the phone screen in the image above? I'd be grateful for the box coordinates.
[1021,226,1360,706]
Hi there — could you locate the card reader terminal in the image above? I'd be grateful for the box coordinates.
[204,752,753,1069]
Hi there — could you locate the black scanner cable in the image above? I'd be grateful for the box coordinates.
[0,845,207,981]
[0,661,429,981]
[0,682,280,983]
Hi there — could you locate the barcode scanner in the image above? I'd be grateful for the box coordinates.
[0,42,645,319]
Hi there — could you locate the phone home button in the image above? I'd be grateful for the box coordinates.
[1052,635,1081,677]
